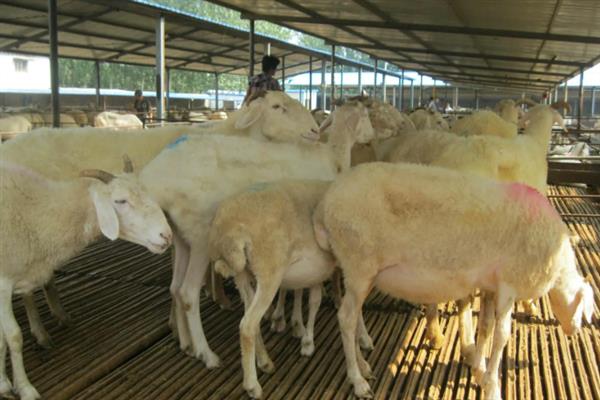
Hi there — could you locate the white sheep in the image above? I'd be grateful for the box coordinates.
[139,100,374,367]
[450,110,518,138]
[208,180,371,399]
[0,158,172,400]
[312,162,594,399]
[409,108,449,130]
[93,111,143,129]
[494,99,522,124]
[0,116,31,136]
[65,110,89,126]
[41,112,78,128]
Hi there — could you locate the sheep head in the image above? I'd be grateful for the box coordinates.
[80,168,172,254]
[235,90,319,143]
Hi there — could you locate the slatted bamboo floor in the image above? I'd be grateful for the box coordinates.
[12,185,600,400]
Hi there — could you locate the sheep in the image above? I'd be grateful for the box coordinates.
[409,108,449,130]
[450,110,518,139]
[311,108,329,126]
[0,116,31,138]
[312,162,594,399]
[41,112,78,128]
[94,111,143,129]
[139,100,374,367]
[0,158,172,400]
[494,99,522,124]
[208,180,370,398]
[65,110,89,126]
[0,90,323,338]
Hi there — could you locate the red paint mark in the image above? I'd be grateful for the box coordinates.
[505,182,558,219]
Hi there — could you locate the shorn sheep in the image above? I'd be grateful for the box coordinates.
[93,111,143,129]
[139,100,373,367]
[409,108,449,130]
[450,110,518,138]
[313,162,594,400]
[0,90,320,344]
[209,180,371,398]
[0,158,172,400]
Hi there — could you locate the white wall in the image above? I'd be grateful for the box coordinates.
[0,53,50,90]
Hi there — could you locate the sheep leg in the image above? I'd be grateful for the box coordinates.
[211,271,233,310]
[338,275,374,399]
[43,277,71,327]
[357,311,374,351]
[0,279,40,400]
[270,289,286,333]
[234,271,273,374]
[472,291,496,384]
[22,293,53,349]
[170,232,191,350]
[300,285,322,356]
[179,243,220,368]
[291,289,306,338]
[457,296,476,366]
[424,304,444,350]
[482,287,515,400]
[239,272,282,399]
[0,320,12,397]
[331,268,343,309]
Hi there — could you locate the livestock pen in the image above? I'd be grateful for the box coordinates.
[11,184,600,399]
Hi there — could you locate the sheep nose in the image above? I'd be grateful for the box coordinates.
[160,231,172,246]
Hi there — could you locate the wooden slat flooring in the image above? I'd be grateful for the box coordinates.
[11,185,600,399]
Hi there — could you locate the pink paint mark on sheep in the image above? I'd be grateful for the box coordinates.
[505,183,559,219]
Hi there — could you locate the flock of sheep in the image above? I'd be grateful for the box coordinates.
[0,90,595,400]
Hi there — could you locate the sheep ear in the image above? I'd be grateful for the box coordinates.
[235,99,264,129]
[89,187,119,240]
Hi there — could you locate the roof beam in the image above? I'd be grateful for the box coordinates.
[240,13,600,46]
[327,42,585,67]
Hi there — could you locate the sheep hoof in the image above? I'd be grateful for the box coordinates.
[461,345,477,367]
[0,377,14,398]
[57,315,73,328]
[202,350,221,369]
[353,378,373,399]
[427,333,444,350]
[270,318,286,333]
[244,382,263,399]
[36,337,55,350]
[16,384,40,400]
[291,321,305,338]
[359,334,374,352]
[257,358,275,374]
[482,377,501,400]
[300,337,315,356]
[473,364,486,386]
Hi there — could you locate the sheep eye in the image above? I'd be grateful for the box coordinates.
[114,199,127,205]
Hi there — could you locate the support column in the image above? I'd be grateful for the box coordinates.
[330,45,335,106]
[432,79,437,98]
[399,68,405,110]
[308,56,313,109]
[373,59,378,98]
[155,15,166,122]
[94,60,101,109]
[281,55,286,91]
[392,85,396,107]
[578,66,584,131]
[358,67,362,94]
[214,72,219,110]
[249,19,255,79]
[340,66,343,98]
[453,86,459,108]
[475,89,480,110]
[321,59,326,109]
[410,80,414,108]
[592,86,596,116]
[419,74,423,106]
[382,72,386,102]
[48,0,59,127]
[166,67,171,110]
[554,86,559,103]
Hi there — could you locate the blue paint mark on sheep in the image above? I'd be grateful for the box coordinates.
[167,134,189,149]
[247,182,271,192]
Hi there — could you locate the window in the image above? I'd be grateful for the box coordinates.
[13,58,28,73]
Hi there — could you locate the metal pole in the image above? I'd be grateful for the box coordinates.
[578,66,584,130]
[48,0,59,127]
[358,67,362,94]
[214,72,219,110]
[330,45,335,106]
[592,86,596,116]
[308,56,313,109]
[340,66,343,98]
[249,19,255,79]
[475,89,480,110]
[281,55,286,91]
[373,59,377,98]
[453,86,459,108]
[392,85,396,107]
[94,60,101,109]
[155,15,165,122]
[432,79,437,98]
[419,74,423,106]
[554,86,559,103]
[166,67,170,110]
[321,59,326,109]
[400,68,405,110]
[410,80,414,108]
[382,72,386,102]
